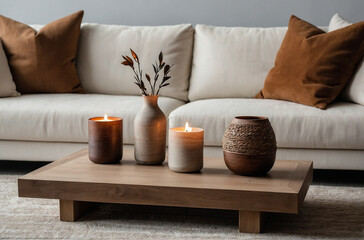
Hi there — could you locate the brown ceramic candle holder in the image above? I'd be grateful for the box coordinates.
[88,116,123,164]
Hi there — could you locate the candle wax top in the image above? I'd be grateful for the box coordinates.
[89,117,122,122]
[171,127,204,133]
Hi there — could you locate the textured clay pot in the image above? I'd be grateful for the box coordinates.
[222,116,277,176]
[134,95,166,165]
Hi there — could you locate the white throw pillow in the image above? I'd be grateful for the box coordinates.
[76,24,194,101]
[328,13,351,31]
[328,14,364,106]
[0,38,19,97]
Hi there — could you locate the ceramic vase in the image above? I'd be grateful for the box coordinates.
[222,116,277,176]
[134,95,166,165]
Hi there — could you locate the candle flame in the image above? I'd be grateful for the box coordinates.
[104,114,108,121]
[185,122,192,132]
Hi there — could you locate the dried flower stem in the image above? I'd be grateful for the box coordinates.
[156,64,173,95]
[152,64,163,95]
[121,49,173,96]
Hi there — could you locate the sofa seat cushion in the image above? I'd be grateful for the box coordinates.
[169,99,364,150]
[0,94,184,143]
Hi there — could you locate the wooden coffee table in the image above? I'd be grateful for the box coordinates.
[18,149,312,233]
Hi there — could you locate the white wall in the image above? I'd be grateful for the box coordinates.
[0,0,363,27]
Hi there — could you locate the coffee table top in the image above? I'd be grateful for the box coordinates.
[19,149,313,214]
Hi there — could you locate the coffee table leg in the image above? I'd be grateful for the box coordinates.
[59,199,94,222]
[239,210,265,233]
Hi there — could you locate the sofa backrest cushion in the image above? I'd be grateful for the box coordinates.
[77,24,193,101]
[328,14,364,106]
[188,24,287,101]
[0,38,19,97]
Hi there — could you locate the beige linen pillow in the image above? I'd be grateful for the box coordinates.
[328,13,364,106]
[0,38,19,97]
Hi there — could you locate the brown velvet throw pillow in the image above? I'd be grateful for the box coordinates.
[256,15,364,109]
[0,11,84,93]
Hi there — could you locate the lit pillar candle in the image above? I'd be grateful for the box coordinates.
[168,122,204,172]
[88,114,123,164]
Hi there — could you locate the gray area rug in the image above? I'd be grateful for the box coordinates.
[0,174,363,240]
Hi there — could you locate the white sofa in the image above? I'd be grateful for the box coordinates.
[1,23,363,170]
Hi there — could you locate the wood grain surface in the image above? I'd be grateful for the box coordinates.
[239,211,266,233]
[18,148,312,215]
[59,199,96,222]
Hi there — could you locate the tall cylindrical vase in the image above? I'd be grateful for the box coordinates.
[134,95,166,165]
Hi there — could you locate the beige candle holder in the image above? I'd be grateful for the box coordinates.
[168,127,204,173]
